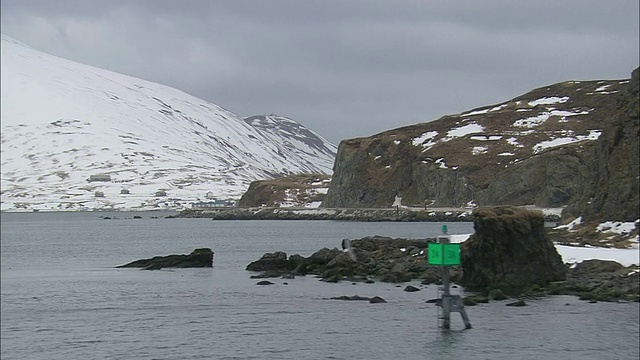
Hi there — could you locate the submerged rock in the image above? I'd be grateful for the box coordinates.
[506,300,527,307]
[256,280,275,286]
[116,248,213,270]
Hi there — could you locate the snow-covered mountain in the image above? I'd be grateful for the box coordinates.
[0,35,337,211]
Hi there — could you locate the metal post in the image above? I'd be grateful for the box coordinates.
[440,232,451,329]
[436,225,472,330]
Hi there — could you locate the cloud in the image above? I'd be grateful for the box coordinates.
[1,0,638,143]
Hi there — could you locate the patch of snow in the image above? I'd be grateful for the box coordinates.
[557,245,639,266]
[392,196,402,207]
[498,152,515,156]
[594,85,611,92]
[490,104,508,112]
[588,91,619,95]
[555,216,583,231]
[435,158,448,169]
[393,140,401,145]
[412,131,438,151]
[461,108,489,116]
[528,96,569,106]
[597,220,639,236]
[513,113,550,127]
[513,109,587,128]
[442,123,484,141]
[472,146,488,155]
[538,207,564,217]
[470,135,502,141]
[311,179,331,186]
[506,137,524,148]
[374,155,382,160]
[533,130,602,154]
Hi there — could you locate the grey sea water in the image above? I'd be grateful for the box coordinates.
[1,212,638,360]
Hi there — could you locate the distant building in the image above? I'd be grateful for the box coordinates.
[87,174,111,182]
[205,191,216,199]
[191,199,229,209]
[94,191,105,197]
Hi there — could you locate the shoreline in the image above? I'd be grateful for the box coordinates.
[174,206,561,223]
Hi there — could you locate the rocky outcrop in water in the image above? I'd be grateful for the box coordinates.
[116,248,213,270]
[246,236,449,283]
[460,206,566,293]
[246,233,638,302]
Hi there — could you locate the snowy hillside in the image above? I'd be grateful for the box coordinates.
[0,35,337,212]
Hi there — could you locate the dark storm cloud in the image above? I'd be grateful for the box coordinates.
[1,0,638,143]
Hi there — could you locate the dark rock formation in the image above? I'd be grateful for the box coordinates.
[246,236,447,283]
[245,251,294,272]
[330,295,387,303]
[552,259,640,302]
[256,280,275,285]
[460,206,565,293]
[116,248,213,270]
[404,285,421,292]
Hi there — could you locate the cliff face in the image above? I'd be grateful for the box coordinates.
[323,72,636,211]
[563,68,639,222]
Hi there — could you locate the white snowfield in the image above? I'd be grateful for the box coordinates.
[0,35,337,211]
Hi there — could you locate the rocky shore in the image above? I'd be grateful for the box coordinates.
[245,236,639,303]
[174,206,561,223]
[245,207,638,303]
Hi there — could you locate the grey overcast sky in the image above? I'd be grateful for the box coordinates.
[1,1,638,144]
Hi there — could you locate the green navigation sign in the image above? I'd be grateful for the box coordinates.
[428,243,443,265]
[428,243,461,266]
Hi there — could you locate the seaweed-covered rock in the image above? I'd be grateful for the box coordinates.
[460,206,565,293]
[246,251,292,273]
[246,236,437,283]
[116,248,213,270]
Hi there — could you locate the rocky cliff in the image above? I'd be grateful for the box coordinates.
[563,68,639,223]
[323,71,637,212]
